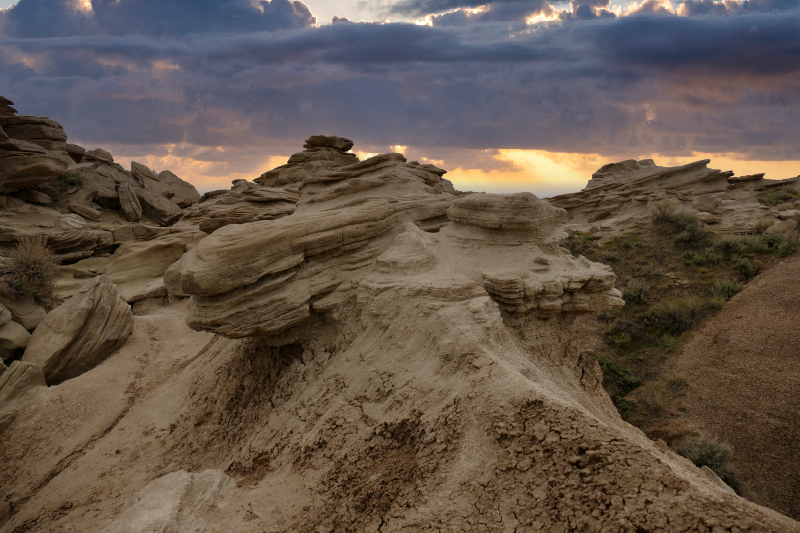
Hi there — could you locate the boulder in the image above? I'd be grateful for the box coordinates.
[65,143,86,163]
[0,115,68,152]
[157,170,201,208]
[69,202,101,221]
[112,224,170,244]
[0,294,46,331]
[130,161,158,186]
[764,219,799,237]
[118,182,143,222]
[45,229,114,262]
[135,187,183,226]
[303,134,354,152]
[0,361,45,406]
[779,210,800,220]
[0,321,31,361]
[22,276,133,385]
[101,470,235,533]
[83,148,114,164]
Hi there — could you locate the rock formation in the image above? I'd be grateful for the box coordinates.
[22,275,133,385]
[550,158,800,237]
[0,117,798,532]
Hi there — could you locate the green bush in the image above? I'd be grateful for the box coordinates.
[711,237,743,258]
[675,438,745,495]
[756,186,800,206]
[712,279,742,300]
[732,257,758,280]
[623,279,649,305]
[658,335,678,352]
[5,235,60,307]
[59,172,80,187]
[668,213,710,247]
[683,252,723,266]
[598,357,642,397]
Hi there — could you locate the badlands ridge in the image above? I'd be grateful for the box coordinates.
[0,97,799,532]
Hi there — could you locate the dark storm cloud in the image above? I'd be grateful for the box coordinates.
[387,0,565,16]
[428,0,554,26]
[679,0,799,14]
[0,0,315,38]
[1,6,800,162]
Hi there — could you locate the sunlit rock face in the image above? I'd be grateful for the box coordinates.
[550,158,800,236]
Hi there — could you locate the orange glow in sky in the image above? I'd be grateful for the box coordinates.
[108,144,800,197]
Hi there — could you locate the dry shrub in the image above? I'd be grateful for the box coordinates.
[651,199,677,223]
[675,437,745,495]
[5,234,60,306]
[754,217,776,235]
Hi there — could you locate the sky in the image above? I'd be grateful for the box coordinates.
[1,0,799,195]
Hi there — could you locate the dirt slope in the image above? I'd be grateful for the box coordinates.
[678,253,800,519]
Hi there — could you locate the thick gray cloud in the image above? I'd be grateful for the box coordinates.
[429,1,554,26]
[1,0,315,38]
[1,4,799,166]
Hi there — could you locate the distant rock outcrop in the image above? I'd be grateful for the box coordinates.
[550,158,800,237]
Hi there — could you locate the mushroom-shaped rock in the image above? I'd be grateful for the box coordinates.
[447,192,567,243]
[303,135,354,152]
[22,276,133,385]
[0,361,45,406]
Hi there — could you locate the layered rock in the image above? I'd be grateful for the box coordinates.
[550,158,800,236]
[22,276,133,385]
[0,320,30,360]
[118,182,143,222]
[0,112,68,152]
[136,187,184,226]
[0,361,45,407]
[0,132,69,194]
[180,179,299,234]
[256,135,360,187]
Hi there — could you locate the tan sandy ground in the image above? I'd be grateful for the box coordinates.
[678,253,800,519]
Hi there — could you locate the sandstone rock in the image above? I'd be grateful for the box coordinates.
[0,361,45,406]
[0,96,17,117]
[0,136,69,194]
[135,187,183,226]
[303,134,354,152]
[157,170,201,208]
[551,159,788,237]
[69,203,101,221]
[83,148,114,164]
[764,219,798,237]
[65,143,86,163]
[101,470,235,533]
[55,238,185,302]
[22,276,133,385]
[0,320,31,361]
[779,210,800,220]
[0,294,46,331]
[256,137,360,188]
[45,229,114,262]
[118,182,142,222]
[60,213,87,230]
[130,161,158,185]
[0,304,11,326]
[0,115,68,151]
[112,224,170,244]
[15,189,52,205]
[181,179,298,234]
[73,170,120,209]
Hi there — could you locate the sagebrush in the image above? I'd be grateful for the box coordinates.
[5,235,60,306]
